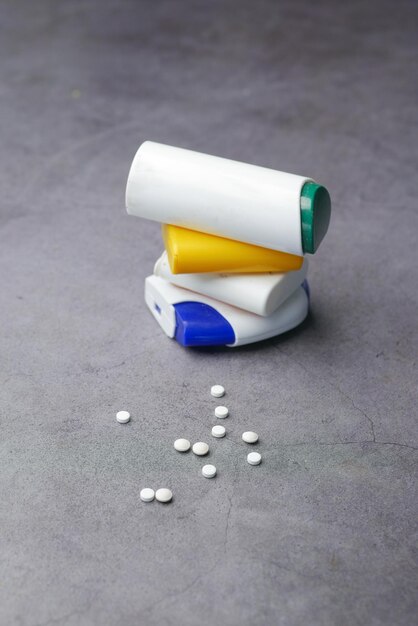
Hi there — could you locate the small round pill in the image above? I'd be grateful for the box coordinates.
[192,442,209,456]
[242,431,259,444]
[211,385,225,398]
[215,406,229,419]
[155,488,173,503]
[202,464,217,478]
[247,452,262,465]
[211,425,226,438]
[116,410,130,424]
[140,488,155,502]
[174,438,191,452]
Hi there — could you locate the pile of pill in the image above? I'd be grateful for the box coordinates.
[125,142,331,348]
[172,385,262,482]
[118,385,263,504]
[172,385,262,486]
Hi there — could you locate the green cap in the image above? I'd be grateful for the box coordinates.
[300,182,331,254]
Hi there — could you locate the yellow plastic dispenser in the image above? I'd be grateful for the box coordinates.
[162,224,304,274]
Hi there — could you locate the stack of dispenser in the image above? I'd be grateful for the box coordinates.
[125,142,331,348]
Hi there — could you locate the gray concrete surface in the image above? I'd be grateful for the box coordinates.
[1,1,417,624]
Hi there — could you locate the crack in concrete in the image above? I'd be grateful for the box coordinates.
[371,441,418,451]
[223,491,234,554]
[283,440,418,451]
[275,346,380,444]
[334,383,376,442]
[180,364,417,453]
[83,359,126,375]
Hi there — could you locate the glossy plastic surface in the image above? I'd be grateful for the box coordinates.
[174,302,235,346]
[154,250,307,316]
[126,141,312,255]
[144,275,309,347]
[162,225,303,274]
[300,182,332,254]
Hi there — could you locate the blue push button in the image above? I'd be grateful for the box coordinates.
[174,302,235,347]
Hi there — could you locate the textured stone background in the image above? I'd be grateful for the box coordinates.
[1,1,417,625]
